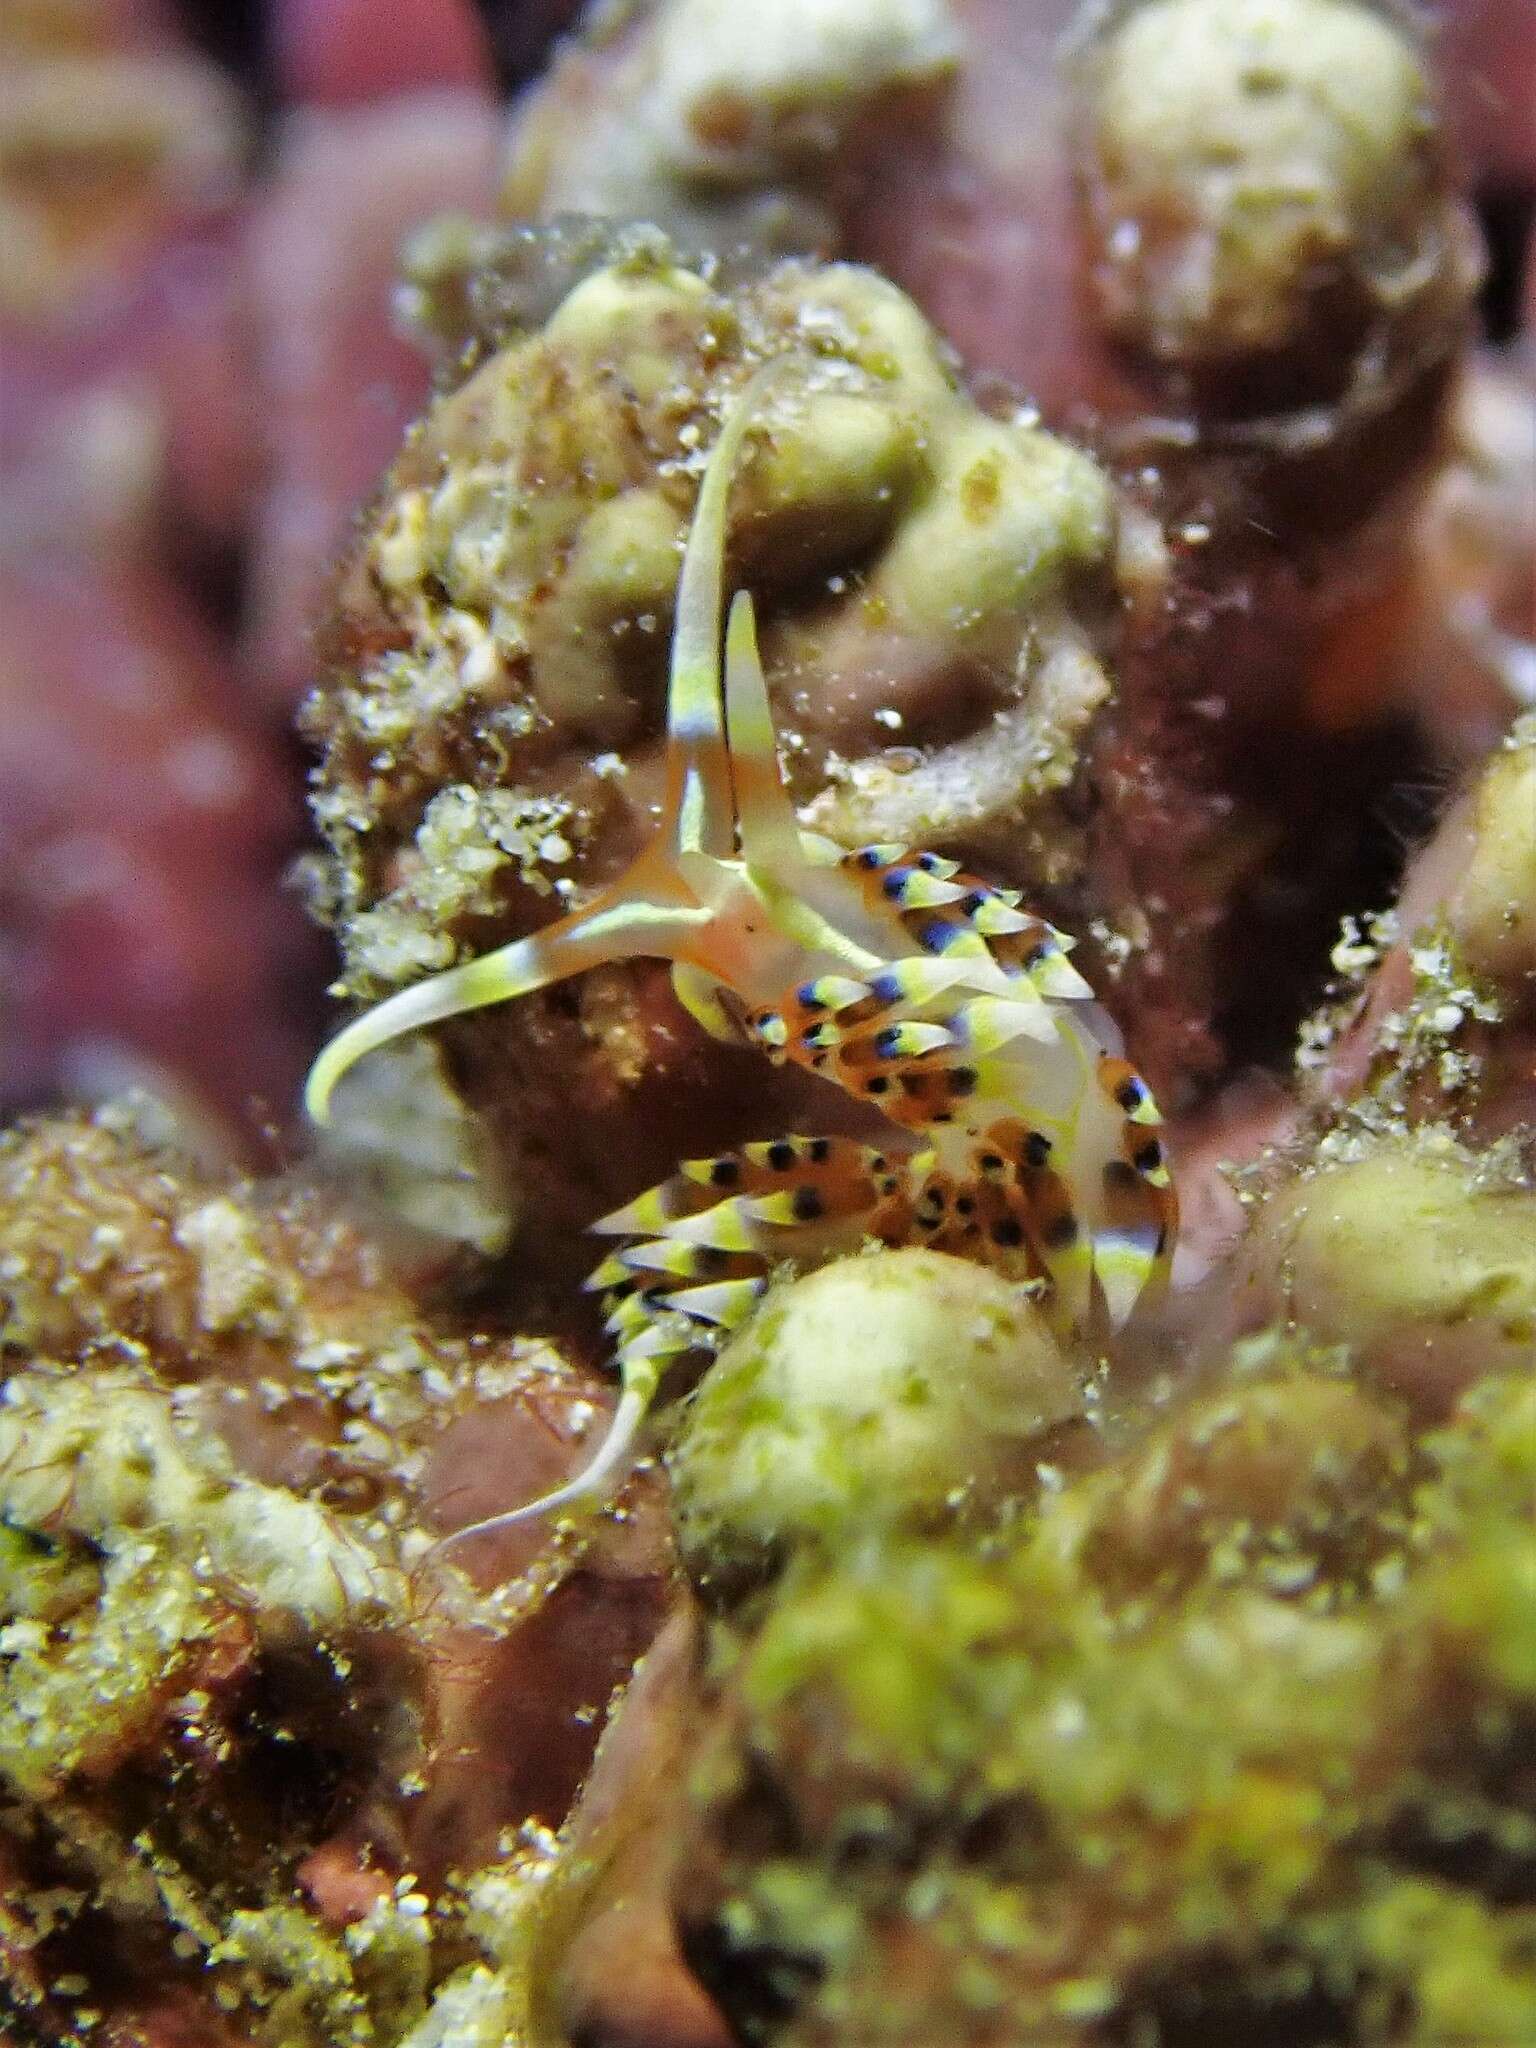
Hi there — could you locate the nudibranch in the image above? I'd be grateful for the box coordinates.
[306,362,1176,1532]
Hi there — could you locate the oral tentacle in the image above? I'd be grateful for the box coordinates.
[308,363,802,1127]
[305,893,711,1125]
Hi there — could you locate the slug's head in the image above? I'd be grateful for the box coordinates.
[305,361,882,1128]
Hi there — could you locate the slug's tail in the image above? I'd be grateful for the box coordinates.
[430,1384,654,1548]
[1035,1033,1178,1335]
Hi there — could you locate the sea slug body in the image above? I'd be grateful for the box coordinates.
[306,365,1176,1525]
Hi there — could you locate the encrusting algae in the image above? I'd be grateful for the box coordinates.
[1074,0,1478,407]
[0,1108,678,2045]
[667,1345,1536,2048]
[499,0,962,257]
[666,1246,1085,1594]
